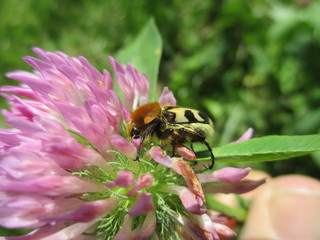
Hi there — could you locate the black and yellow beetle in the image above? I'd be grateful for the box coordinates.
[127,102,215,168]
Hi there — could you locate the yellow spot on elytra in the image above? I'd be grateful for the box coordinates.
[154,49,162,55]
[144,116,155,124]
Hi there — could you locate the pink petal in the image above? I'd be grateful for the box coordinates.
[175,214,218,240]
[109,56,149,111]
[0,175,104,195]
[105,170,135,188]
[23,56,52,71]
[149,147,204,201]
[5,70,41,86]
[53,102,90,126]
[165,185,206,215]
[32,47,51,61]
[0,129,21,147]
[195,214,220,240]
[42,139,103,170]
[127,173,154,196]
[198,167,251,184]
[13,221,97,240]
[230,128,254,144]
[113,215,134,240]
[131,136,141,148]
[0,85,37,100]
[42,222,97,240]
[0,193,117,230]
[128,193,153,217]
[158,86,176,106]
[8,48,121,113]
[108,57,135,110]
[0,194,54,228]
[51,199,118,222]
[122,106,131,123]
[86,85,123,129]
[7,70,66,105]
[1,149,60,179]
[149,146,173,168]
[133,211,157,240]
[6,117,44,134]
[203,178,266,194]
[70,118,112,155]
[110,134,137,160]
[78,57,104,86]
[175,144,196,160]
[127,63,149,106]
[101,69,114,91]
[172,157,205,201]
[213,222,236,239]
[4,71,61,107]
[2,116,104,170]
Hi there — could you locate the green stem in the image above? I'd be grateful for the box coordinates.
[205,194,247,222]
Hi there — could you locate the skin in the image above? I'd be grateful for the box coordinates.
[240,173,320,240]
[213,170,320,240]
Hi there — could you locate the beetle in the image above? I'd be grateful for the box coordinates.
[127,102,215,168]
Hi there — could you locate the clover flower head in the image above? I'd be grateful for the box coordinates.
[0,48,264,240]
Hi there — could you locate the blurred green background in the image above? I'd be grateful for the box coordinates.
[1,0,319,177]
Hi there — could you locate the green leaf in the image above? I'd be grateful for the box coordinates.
[205,194,247,221]
[0,226,33,237]
[116,18,162,102]
[198,134,320,163]
[72,164,112,183]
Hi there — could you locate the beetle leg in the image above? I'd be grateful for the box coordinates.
[135,122,158,161]
[158,128,174,139]
[201,140,215,169]
[171,140,176,157]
